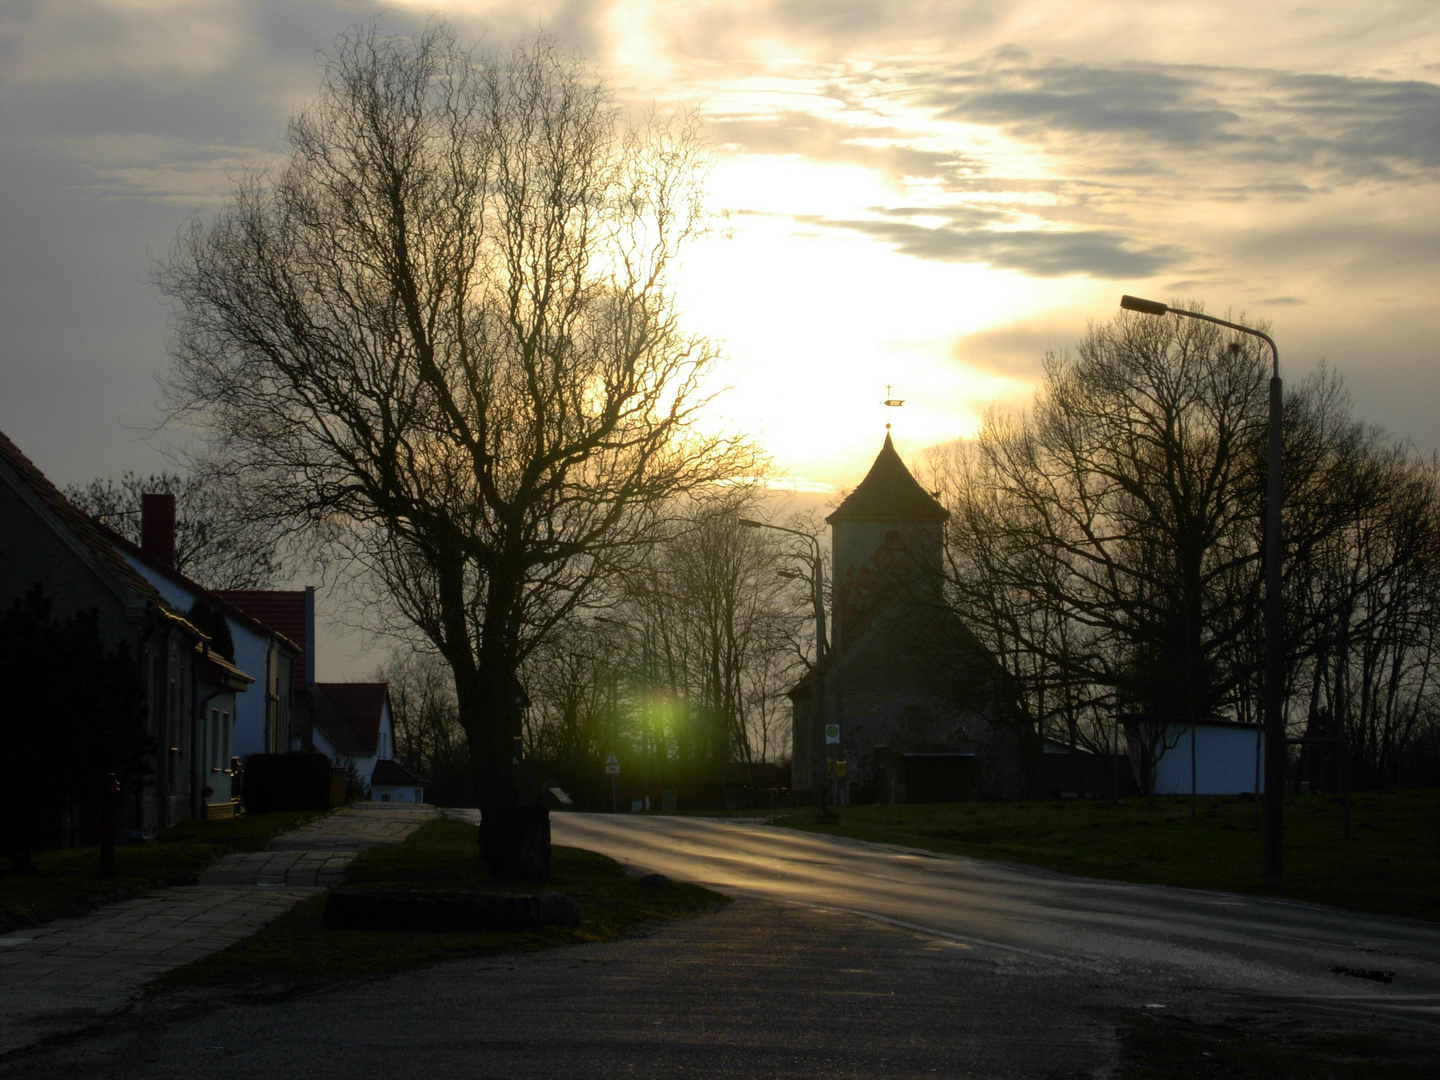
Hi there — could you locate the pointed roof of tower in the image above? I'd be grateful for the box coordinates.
[827,433,949,525]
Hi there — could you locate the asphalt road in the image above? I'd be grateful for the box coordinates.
[1,899,1124,1079]
[553,812,1440,1029]
[4,812,1436,1078]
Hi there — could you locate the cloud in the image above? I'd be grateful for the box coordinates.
[904,52,1440,183]
[805,214,1181,277]
[926,60,1240,147]
[951,319,1083,378]
[1271,72,1440,172]
[0,0,253,84]
[705,110,974,179]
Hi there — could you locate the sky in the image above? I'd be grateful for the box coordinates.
[3,0,1438,672]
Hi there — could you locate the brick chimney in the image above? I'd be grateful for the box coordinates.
[140,493,176,568]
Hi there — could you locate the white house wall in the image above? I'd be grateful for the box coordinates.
[118,553,270,759]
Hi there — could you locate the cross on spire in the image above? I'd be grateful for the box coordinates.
[881,385,904,430]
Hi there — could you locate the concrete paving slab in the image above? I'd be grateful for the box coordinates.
[1,804,436,1056]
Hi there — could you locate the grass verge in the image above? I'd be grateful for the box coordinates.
[769,790,1440,921]
[0,809,326,933]
[1121,1010,1437,1079]
[159,816,724,989]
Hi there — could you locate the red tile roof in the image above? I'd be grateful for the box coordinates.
[309,682,390,758]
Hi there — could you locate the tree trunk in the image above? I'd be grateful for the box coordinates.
[479,803,551,881]
[455,631,553,882]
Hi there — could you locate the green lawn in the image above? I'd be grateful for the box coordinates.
[1121,1011,1437,1079]
[771,790,1440,921]
[0,809,325,933]
[161,816,724,989]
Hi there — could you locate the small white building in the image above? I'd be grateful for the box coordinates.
[369,758,428,803]
[1125,717,1266,796]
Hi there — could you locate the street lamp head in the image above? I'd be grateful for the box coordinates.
[1120,294,1169,317]
[738,518,763,529]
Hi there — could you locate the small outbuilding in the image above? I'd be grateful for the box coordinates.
[369,758,428,804]
[1123,716,1265,796]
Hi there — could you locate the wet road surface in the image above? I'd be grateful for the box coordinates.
[4,810,1435,1078]
[552,812,1440,1029]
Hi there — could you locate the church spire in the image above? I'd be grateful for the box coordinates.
[827,434,948,526]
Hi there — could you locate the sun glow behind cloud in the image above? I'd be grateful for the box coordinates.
[665,62,1124,487]
[3,0,1439,500]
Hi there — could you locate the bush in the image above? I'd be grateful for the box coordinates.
[242,752,333,814]
[0,587,150,870]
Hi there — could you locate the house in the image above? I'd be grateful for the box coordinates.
[308,682,397,795]
[0,430,248,833]
[102,499,301,808]
[789,433,1032,803]
[214,587,413,800]
[1123,715,1265,796]
[211,587,314,756]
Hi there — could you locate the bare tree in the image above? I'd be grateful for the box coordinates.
[159,22,757,877]
[931,307,1396,793]
[378,649,472,804]
[64,468,280,589]
[546,493,807,803]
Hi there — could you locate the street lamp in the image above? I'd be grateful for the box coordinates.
[738,518,831,811]
[1119,295,1285,886]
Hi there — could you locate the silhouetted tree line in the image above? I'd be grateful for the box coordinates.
[380,491,814,810]
[929,305,1440,792]
[520,494,808,807]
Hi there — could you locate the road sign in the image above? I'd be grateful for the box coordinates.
[824,723,840,745]
[604,752,620,775]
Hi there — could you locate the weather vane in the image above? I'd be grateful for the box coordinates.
[881,385,904,430]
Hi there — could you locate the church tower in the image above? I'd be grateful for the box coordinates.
[826,433,949,651]
[790,431,1029,804]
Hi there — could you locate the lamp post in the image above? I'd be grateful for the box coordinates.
[738,518,829,810]
[1120,295,1285,886]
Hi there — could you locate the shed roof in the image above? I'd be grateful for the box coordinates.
[826,434,948,525]
[370,758,429,787]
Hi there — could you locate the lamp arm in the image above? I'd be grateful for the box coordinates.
[1169,308,1279,378]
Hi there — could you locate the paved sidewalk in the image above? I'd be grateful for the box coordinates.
[0,803,435,1056]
